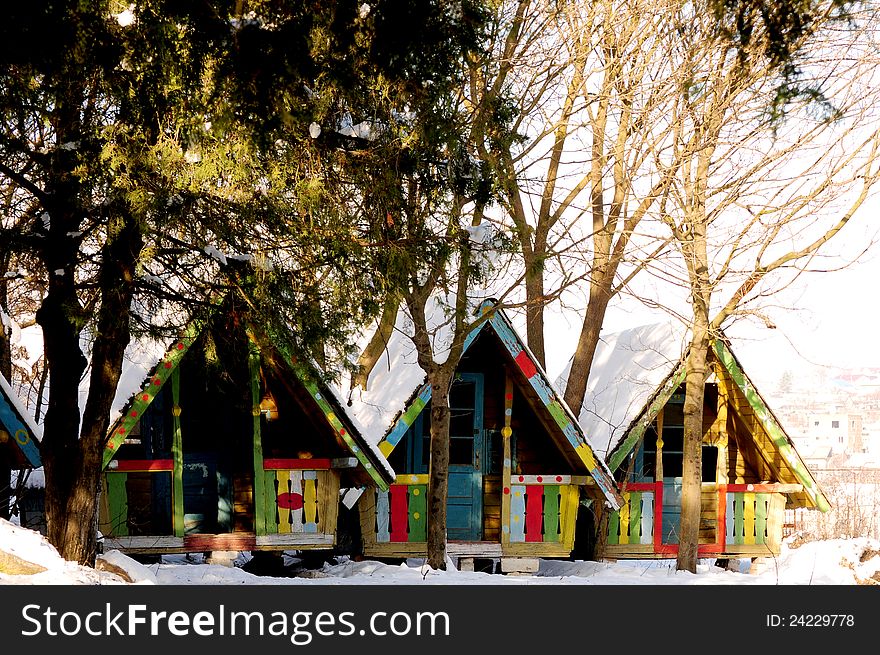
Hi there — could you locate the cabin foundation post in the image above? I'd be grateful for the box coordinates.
[500,557,539,575]
[205,550,239,567]
[458,557,475,572]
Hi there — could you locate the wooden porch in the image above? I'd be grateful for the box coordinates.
[359,472,585,560]
[600,481,801,558]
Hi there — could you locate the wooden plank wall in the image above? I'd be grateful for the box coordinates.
[483,474,502,541]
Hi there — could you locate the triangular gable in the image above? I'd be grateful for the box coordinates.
[373,301,623,508]
[101,311,393,490]
[712,339,829,512]
[0,373,41,468]
[597,327,829,512]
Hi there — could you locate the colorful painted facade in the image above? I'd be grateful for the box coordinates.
[353,302,622,563]
[0,373,41,471]
[98,299,393,555]
[566,325,830,559]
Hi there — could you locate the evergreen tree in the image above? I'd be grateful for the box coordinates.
[0,0,490,565]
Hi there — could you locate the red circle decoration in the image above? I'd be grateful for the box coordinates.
[118,427,126,434]
[142,394,150,401]
[277,492,304,510]
[505,393,513,401]
[537,476,543,483]
[556,475,563,482]
[339,428,346,436]
[177,343,184,350]
[130,411,138,418]
[153,378,161,386]
[518,475,524,482]
[164,362,172,369]
[503,487,510,495]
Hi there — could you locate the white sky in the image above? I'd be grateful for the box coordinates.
[537,194,880,396]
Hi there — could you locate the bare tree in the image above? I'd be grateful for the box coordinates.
[647,1,880,572]
[468,0,687,418]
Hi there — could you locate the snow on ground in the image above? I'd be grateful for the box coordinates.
[2,518,878,586]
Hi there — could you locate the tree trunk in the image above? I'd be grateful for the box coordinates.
[677,323,709,573]
[563,282,612,417]
[524,265,546,368]
[38,205,142,566]
[426,373,453,570]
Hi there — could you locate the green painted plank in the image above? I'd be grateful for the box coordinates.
[171,368,185,537]
[103,320,204,469]
[250,346,269,535]
[407,484,427,542]
[755,493,768,545]
[543,486,560,543]
[106,472,129,537]
[629,491,642,541]
[264,470,278,535]
[608,510,620,545]
[734,492,744,546]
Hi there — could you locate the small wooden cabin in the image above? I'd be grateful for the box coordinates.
[564,322,829,560]
[341,301,622,568]
[98,301,394,556]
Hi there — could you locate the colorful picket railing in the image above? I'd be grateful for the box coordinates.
[506,475,578,544]
[374,474,429,543]
[605,481,788,554]
[725,488,770,546]
[261,459,333,535]
[102,459,174,537]
[607,484,655,546]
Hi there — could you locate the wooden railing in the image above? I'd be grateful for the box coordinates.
[259,459,339,538]
[101,459,174,538]
[372,474,429,544]
[364,473,581,553]
[607,483,655,546]
[605,481,795,555]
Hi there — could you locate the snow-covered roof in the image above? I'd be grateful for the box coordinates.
[95,307,395,486]
[329,298,623,508]
[556,321,689,459]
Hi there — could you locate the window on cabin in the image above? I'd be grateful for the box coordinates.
[626,384,719,483]
[832,420,840,429]
[448,378,477,466]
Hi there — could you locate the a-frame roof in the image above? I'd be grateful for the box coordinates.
[99,304,394,489]
[338,300,623,509]
[0,372,41,468]
[559,322,829,511]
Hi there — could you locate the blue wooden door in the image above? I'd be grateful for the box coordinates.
[446,374,484,540]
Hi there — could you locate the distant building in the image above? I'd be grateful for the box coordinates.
[803,412,864,455]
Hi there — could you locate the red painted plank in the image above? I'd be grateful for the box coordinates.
[525,485,544,542]
[514,350,537,378]
[389,485,409,542]
[112,459,173,472]
[622,483,656,492]
[716,483,728,549]
[653,481,664,552]
[263,458,331,470]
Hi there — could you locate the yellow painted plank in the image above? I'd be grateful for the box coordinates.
[743,492,755,545]
[618,494,630,545]
[276,470,291,534]
[304,475,318,530]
